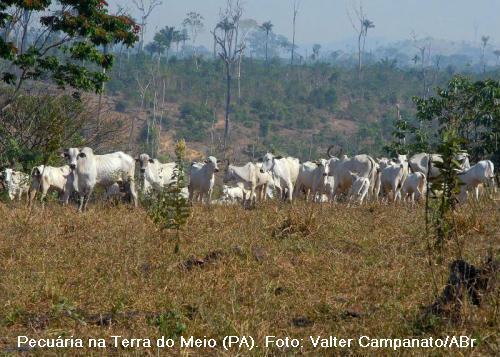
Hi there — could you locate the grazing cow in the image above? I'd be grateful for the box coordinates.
[29,165,74,206]
[188,156,220,203]
[3,168,30,201]
[348,172,370,205]
[63,147,138,212]
[223,162,259,205]
[409,152,470,179]
[259,153,300,202]
[326,146,378,201]
[458,160,495,202]
[377,163,405,202]
[136,153,176,193]
[294,159,330,202]
[402,172,427,203]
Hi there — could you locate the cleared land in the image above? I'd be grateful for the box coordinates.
[0,200,498,355]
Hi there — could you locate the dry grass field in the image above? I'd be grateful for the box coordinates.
[0,199,498,356]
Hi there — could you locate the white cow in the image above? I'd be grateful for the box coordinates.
[259,153,300,202]
[348,172,370,205]
[223,162,259,205]
[377,163,405,202]
[63,147,138,212]
[218,185,255,204]
[458,160,495,202]
[188,156,220,203]
[136,153,176,193]
[294,159,330,202]
[401,172,427,203]
[409,152,470,179]
[326,147,378,201]
[3,168,30,201]
[29,165,74,206]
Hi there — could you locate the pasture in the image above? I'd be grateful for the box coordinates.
[0,199,498,355]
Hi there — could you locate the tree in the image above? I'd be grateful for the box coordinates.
[260,21,274,63]
[182,11,204,69]
[312,44,321,61]
[348,1,375,74]
[132,0,162,52]
[0,1,138,109]
[237,19,258,101]
[493,49,500,66]
[154,26,177,61]
[291,0,300,65]
[212,0,246,153]
[480,35,489,73]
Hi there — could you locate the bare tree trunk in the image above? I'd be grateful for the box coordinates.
[291,7,298,65]
[223,66,232,153]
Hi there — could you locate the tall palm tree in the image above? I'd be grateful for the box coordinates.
[260,21,273,63]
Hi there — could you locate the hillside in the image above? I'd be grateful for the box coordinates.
[103,54,497,161]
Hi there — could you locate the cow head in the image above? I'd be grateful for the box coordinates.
[31,165,44,179]
[136,153,155,174]
[205,156,220,173]
[62,148,82,170]
[456,153,470,170]
[314,159,330,177]
[260,153,281,174]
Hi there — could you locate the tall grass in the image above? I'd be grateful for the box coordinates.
[0,200,498,355]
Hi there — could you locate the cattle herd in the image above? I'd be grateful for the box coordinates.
[0,146,496,211]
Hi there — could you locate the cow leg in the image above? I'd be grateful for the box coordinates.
[287,182,294,202]
[474,186,480,201]
[29,187,38,207]
[129,180,138,207]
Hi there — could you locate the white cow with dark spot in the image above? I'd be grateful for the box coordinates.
[63,147,138,212]
[188,156,220,204]
[3,168,30,201]
[29,165,74,206]
[136,153,176,193]
[458,160,495,202]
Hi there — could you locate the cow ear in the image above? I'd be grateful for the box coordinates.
[275,156,283,160]
[78,152,86,159]
[148,159,155,163]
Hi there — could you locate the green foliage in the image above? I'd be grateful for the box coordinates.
[0,93,86,169]
[147,139,190,253]
[149,310,187,339]
[0,0,138,101]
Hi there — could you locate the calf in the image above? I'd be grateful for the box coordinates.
[29,165,74,206]
[3,168,30,201]
[348,172,370,205]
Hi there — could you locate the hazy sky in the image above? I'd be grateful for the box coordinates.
[114,0,500,49]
